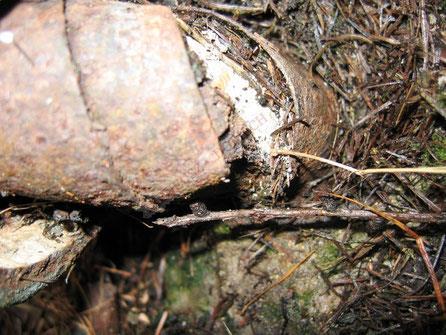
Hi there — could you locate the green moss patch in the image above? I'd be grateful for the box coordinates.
[164,251,217,316]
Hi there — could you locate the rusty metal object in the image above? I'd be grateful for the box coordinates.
[0,0,227,212]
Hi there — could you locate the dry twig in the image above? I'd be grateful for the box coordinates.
[154,208,444,228]
[155,311,169,335]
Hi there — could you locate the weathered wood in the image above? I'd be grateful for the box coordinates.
[0,214,99,307]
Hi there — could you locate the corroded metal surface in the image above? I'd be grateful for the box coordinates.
[0,0,227,211]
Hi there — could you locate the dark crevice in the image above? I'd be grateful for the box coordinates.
[0,0,19,20]
[62,0,91,123]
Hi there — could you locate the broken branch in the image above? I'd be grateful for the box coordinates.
[154,208,444,228]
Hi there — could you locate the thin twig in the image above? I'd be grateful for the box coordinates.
[396,81,415,125]
[322,34,373,44]
[155,311,169,335]
[154,208,444,227]
[353,100,393,129]
[0,202,53,216]
[198,0,265,15]
[411,234,446,293]
[420,0,429,70]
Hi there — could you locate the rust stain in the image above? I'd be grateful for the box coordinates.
[0,0,227,212]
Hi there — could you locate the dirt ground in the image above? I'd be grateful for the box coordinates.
[1,0,445,334]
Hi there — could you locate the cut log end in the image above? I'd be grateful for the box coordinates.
[0,214,99,307]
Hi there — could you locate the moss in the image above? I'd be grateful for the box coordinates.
[256,297,315,334]
[441,273,446,290]
[412,176,433,193]
[316,241,340,269]
[438,91,446,109]
[431,132,446,163]
[255,289,315,327]
[212,223,231,236]
[410,141,421,151]
[420,130,446,166]
[284,292,319,334]
[401,247,416,260]
[350,232,368,249]
[164,251,216,315]
[260,300,283,322]
[298,289,314,308]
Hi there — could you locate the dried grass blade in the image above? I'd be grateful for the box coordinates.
[273,149,446,175]
[272,149,359,173]
[358,166,446,175]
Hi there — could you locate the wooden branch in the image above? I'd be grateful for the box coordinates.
[154,208,445,228]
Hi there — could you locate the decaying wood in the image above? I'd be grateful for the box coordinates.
[0,214,99,307]
[177,7,338,158]
[177,6,338,199]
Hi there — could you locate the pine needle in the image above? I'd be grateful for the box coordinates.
[330,193,446,315]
